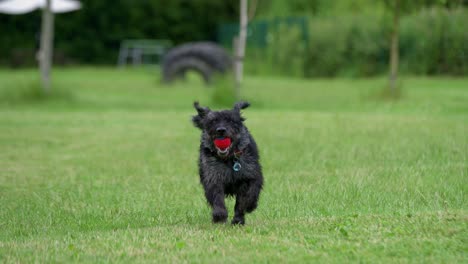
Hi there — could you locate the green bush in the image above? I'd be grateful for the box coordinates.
[344,15,389,76]
[400,8,468,75]
[245,7,467,77]
[265,24,306,77]
[305,18,351,77]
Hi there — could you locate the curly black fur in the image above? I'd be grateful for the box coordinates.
[192,101,263,225]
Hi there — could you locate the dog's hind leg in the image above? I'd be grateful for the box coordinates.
[204,185,228,223]
[232,180,262,225]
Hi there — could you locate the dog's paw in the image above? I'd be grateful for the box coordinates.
[231,216,245,225]
[246,201,258,213]
[212,209,228,223]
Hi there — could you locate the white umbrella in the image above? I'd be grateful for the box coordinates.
[0,0,81,92]
[0,0,80,14]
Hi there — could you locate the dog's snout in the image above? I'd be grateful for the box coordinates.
[216,127,227,135]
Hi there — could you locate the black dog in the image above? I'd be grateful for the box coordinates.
[192,101,263,225]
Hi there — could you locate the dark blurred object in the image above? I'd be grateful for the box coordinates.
[162,42,232,84]
[117,39,172,67]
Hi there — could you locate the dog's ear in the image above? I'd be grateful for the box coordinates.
[233,101,250,112]
[192,101,210,129]
[233,101,250,122]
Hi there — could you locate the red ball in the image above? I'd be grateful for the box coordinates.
[214,137,231,150]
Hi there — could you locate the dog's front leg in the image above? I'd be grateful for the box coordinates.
[204,185,228,223]
[232,179,262,225]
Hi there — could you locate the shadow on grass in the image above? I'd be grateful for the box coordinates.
[363,79,404,102]
[377,85,404,100]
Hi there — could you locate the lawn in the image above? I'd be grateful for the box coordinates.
[0,68,467,263]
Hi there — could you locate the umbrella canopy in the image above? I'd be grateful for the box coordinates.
[0,0,80,14]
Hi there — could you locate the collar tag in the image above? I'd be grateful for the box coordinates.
[233,161,242,171]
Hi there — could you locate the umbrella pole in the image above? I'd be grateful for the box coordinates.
[39,0,54,92]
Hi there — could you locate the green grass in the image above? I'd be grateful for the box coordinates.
[0,67,467,263]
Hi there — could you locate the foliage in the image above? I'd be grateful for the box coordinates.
[259,0,465,17]
[399,8,468,75]
[382,0,465,12]
[258,0,323,16]
[0,68,467,262]
[258,0,386,17]
[1,0,466,77]
[270,25,306,78]
[245,7,468,77]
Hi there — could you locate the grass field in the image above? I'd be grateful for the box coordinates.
[0,68,467,263]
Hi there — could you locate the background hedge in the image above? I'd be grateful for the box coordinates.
[0,0,466,76]
[245,8,467,77]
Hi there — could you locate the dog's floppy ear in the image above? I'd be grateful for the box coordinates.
[233,101,250,112]
[192,101,210,129]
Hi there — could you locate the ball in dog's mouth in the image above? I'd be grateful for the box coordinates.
[214,137,231,155]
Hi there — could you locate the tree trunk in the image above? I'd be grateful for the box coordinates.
[234,0,248,99]
[389,0,400,94]
[39,0,54,93]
